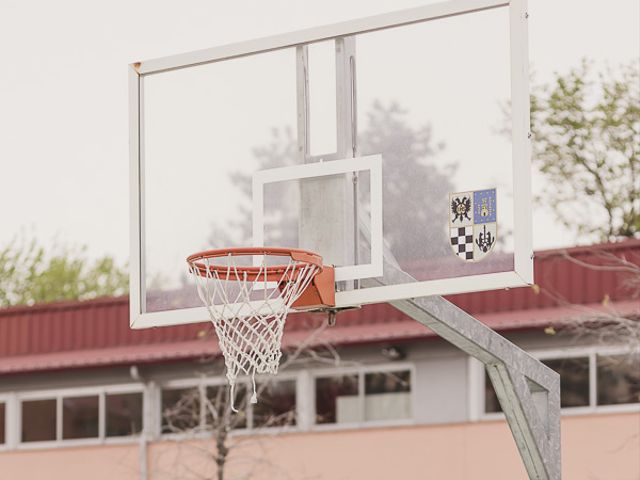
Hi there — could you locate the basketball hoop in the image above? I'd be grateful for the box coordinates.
[187,247,334,410]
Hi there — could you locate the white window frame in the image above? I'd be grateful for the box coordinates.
[13,384,144,450]
[157,378,207,440]
[0,394,10,451]
[471,345,640,421]
[158,371,302,439]
[102,384,147,442]
[310,362,416,431]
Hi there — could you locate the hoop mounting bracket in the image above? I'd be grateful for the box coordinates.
[291,265,336,309]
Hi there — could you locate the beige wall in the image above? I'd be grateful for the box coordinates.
[0,443,140,480]
[2,413,638,480]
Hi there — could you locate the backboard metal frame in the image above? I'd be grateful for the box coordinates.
[129,0,532,329]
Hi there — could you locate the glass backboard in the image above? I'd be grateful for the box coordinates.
[129,0,532,328]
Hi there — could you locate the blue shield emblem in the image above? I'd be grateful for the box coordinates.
[449,188,497,262]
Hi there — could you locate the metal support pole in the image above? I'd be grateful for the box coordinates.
[296,40,357,286]
[364,265,561,479]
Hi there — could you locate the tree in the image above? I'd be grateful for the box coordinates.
[359,101,454,261]
[542,248,640,350]
[157,321,349,480]
[528,59,639,242]
[0,235,128,307]
[511,61,640,414]
[212,100,455,264]
[216,126,300,247]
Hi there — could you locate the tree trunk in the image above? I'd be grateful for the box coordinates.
[216,428,229,480]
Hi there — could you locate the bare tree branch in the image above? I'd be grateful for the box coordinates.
[537,251,640,353]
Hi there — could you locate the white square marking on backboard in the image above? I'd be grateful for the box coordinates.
[252,155,383,282]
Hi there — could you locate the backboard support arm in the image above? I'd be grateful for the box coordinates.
[363,264,561,480]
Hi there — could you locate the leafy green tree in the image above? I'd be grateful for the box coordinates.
[0,236,128,307]
[529,59,639,241]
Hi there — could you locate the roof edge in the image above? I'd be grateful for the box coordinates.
[0,295,128,316]
[535,238,640,258]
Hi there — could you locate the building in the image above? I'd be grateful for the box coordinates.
[0,241,638,479]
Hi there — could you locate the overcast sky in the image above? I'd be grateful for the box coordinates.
[1,0,638,265]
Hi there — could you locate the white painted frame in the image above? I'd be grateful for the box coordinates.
[0,394,9,451]
[129,0,532,328]
[471,345,640,421]
[13,384,145,450]
[253,155,383,282]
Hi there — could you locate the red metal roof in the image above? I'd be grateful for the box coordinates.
[1,299,636,375]
[447,240,640,313]
[1,240,638,374]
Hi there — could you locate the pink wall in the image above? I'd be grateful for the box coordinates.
[0,443,139,480]
[2,413,638,480]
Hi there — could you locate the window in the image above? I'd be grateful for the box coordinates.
[253,380,296,428]
[0,402,5,445]
[544,357,590,408]
[315,368,412,425]
[161,387,200,433]
[63,396,100,439]
[106,392,143,437]
[482,349,640,415]
[316,374,359,424]
[161,379,298,434]
[17,387,144,446]
[597,354,640,406]
[485,357,590,412]
[22,399,56,442]
[364,370,411,421]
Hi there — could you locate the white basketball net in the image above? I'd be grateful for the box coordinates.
[189,254,320,410]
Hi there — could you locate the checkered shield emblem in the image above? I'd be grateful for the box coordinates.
[449,189,497,262]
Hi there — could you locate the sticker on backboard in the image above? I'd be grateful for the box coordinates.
[449,189,497,262]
